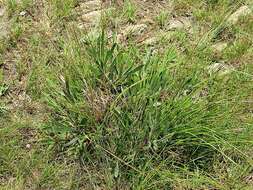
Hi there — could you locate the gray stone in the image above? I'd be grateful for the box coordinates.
[207,63,233,76]
[211,42,228,52]
[19,11,27,16]
[81,8,113,28]
[81,10,102,26]
[0,8,5,17]
[227,6,251,25]
[80,0,101,13]
[167,17,191,30]
[0,24,8,39]
[122,24,148,37]
[167,20,184,30]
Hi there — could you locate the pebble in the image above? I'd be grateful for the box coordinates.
[19,11,27,16]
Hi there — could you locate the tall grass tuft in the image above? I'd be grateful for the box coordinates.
[42,30,251,187]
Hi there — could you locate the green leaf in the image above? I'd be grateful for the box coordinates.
[0,84,8,96]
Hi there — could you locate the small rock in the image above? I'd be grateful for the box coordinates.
[80,0,101,13]
[207,62,233,76]
[143,37,158,46]
[19,11,27,16]
[81,10,102,26]
[167,17,191,30]
[211,42,228,52]
[81,8,113,28]
[167,20,184,30]
[122,24,148,37]
[227,6,251,25]
[26,144,31,149]
[0,8,5,17]
[0,21,9,39]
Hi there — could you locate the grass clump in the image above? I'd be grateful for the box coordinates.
[1,0,253,188]
[41,30,252,188]
[49,0,78,21]
[156,11,169,29]
[123,0,136,23]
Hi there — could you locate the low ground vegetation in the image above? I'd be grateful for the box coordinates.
[0,0,253,189]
